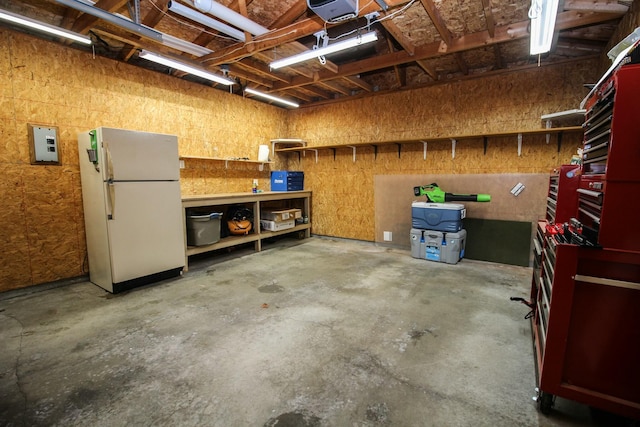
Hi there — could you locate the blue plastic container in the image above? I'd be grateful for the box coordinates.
[270,171,304,191]
[411,202,465,232]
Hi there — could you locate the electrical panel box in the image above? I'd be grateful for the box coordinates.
[28,124,60,165]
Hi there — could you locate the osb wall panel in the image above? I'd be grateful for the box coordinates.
[0,29,286,292]
[285,61,598,242]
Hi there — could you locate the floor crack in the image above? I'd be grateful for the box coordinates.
[3,312,29,426]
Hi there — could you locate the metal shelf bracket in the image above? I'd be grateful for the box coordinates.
[518,133,523,156]
[347,145,356,162]
[306,148,318,164]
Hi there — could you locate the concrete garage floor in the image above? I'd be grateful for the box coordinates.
[0,237,635,426]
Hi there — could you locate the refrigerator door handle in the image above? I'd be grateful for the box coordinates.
[105,142,114,181]
[107,181,116,220]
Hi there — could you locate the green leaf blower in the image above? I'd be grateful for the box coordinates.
[414,183,491,203]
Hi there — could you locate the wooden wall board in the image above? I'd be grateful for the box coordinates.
[0,164,32,291]
[0,29,287,291]
[0,27,603,292]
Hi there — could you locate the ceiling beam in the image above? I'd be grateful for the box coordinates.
[419,0,453,45]
[234,58,292,83]
[271,10,624,91]
[318,80,351,96]
[386,35,404,87]
[227,64,274,87]
[564,0,629,13]
[304,55,598,108]
[270,0,308,29]
[493,44,504,69]
[416,60,438,80]
[380,16,416,56]
[342,76,373,92]
[454,53,468,75]
[480,0,495,38]
[198,0,411,65]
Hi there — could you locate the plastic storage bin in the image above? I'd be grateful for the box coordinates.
[186,212,222,246]
[271,171,304,191]
[411,202,465,232]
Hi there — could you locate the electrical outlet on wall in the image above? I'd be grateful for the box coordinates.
[383,231,392,241]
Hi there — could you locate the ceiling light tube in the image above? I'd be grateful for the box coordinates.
[245,88,299,108]
[0,8,91,44]
[162,33,212,56]
[193,0,268,36]
[139,50,234,85]
[56,0,163,42]
[270,31,378,69]
[168,1,246,42]
[529,0,559,55]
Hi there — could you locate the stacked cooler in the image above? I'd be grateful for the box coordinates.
[410,202,467,264]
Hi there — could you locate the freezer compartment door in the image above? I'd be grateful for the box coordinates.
[98,127,180,181]
[106,181,185,284]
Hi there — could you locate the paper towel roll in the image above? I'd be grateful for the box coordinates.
[258,145,269,162]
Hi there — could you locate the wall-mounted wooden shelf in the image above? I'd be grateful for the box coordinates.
[274,126,583,162]
[179,155,274,171]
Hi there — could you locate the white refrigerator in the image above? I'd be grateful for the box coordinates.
[78,127,185,293]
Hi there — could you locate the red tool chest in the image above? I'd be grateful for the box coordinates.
[528,63,640,421]
[579,63,640,252]
[545,165,580,224]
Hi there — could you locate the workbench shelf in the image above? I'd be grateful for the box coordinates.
[181,191,311,271]
[179,155,273,171]
[273,127,583,163]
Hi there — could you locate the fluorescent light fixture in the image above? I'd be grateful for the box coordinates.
[56,0,163,42]
[139,50,234,85]
[245,88,299,108]
[0,8,91,45]
[168,1,246,42]
[529,0,559,55]
[162,33,212,56]
[270,31,378,69]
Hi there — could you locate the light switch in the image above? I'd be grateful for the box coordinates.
[29,124,61,165]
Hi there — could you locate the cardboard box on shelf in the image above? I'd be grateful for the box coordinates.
[260,219,295,231]
[261,208,302,222]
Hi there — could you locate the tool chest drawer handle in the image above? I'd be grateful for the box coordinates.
[574,274,640,291]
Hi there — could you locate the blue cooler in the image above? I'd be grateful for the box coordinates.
[411,202,465,232]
